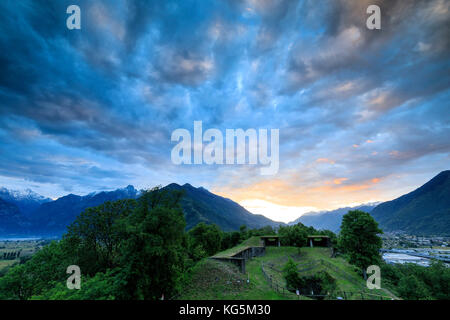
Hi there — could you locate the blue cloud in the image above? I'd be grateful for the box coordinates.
[0,0,448,201]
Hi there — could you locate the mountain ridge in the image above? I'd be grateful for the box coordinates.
[1,170,449,237]
[0,187,52,218]
[288,171,450,235]
[288,203,379,232]
[370,170,450,235]
[163,183,282,231]
[0,183,282,237]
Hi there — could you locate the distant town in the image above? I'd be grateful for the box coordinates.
[381,233,450,267]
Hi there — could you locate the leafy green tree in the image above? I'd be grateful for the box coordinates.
[278,223,308,247]
[423,261,450,299]
[0,187,188,301]
[116,187,187,299]
[397,274,430,300]
[283,259,336,299]
[239,225,248,240]
[0,240,71,299]
[32,270,119,300]
[220,231,241,251]
[188,222,222,256]
[283,258,299,290]
[382,261,450,300]
[64,199,136,275]
[0,264,33,300]
[338,210,383,278]
[317,271,337,295]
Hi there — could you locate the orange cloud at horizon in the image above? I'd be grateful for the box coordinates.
[212,176,386,213]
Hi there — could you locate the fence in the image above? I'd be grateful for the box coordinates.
[261,262,301,299]
[261,261,393,300]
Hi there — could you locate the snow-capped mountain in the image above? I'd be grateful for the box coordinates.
[0,187,52,218]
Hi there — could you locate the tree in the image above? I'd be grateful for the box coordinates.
[283,259,336,298]
[338,210,382,279]
[317,271,337,296]
[116,187,187,299]
[64,198,136,275]
[220,231,241,251]
[239,225,248,240]
[424,261,450,299]
[278,223,308,247]
[0,264,33,300]
[283,258,299,290]
[188,223,222,257]
[397,275,429,300]
[32,270,119,300]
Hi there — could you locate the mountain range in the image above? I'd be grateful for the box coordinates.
[288,203,380,232]
[0,188,51,218]
[0,170,449,237]
[164,183,280,231]
[0,184,280,237]
[289,170,450,236]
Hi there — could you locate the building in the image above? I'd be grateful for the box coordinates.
[307,235,331,247]
[260,236,281,247]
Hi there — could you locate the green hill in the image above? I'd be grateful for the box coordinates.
[178,245,397,300]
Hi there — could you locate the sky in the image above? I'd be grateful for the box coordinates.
[0,0,449,223]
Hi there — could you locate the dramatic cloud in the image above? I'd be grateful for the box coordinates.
[0,0,448,220]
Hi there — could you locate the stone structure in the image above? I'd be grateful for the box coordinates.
[211,246,266,273]
[307,235,331,247]
[260,236,281,247]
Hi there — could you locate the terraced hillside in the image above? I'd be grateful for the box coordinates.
[178,243,398,300]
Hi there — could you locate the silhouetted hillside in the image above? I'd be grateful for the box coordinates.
[370,170,450,235]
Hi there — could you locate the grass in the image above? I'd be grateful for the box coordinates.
[260,247,393,299]
[178,258,301,300]
[179,245,398,300]
[0,260,18,272]
[0,240,44,274]
[212,236,263,258]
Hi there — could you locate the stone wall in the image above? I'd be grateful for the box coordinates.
[232,246,265,260]
[211,246,266,273]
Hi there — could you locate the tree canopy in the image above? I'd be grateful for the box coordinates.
[338,210,383,277]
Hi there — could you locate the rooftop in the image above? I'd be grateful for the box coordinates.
[307,235,330,238]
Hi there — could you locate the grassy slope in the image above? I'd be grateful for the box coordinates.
[0,260,17,272]
[180,245,397,300]
[212,236,264,258]
[178,258,301,300]
[0,240,40,273]
[260,247,393,299]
